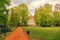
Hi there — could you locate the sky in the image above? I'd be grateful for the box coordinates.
[8,0,60,16]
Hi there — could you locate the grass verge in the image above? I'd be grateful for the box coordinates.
[23,27,60,40]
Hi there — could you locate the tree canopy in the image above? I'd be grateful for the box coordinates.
[0,0,10,35]
[34,3,53,27]
[9,4,29,27]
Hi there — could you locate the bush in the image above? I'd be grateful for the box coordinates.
[40,14,52,27]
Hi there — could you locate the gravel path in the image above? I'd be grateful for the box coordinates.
[5,27,29,40]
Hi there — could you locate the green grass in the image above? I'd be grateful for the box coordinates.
[0,26,60,40]
[23,27,60,40]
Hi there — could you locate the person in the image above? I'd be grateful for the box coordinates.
[27,30,30,35]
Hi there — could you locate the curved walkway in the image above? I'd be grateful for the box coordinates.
[5,27,29,40]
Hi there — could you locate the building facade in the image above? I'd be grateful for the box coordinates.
[54,4,60,12]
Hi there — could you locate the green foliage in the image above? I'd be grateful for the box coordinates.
[18,4,28,26]
[34,3,53,27]
[0,0,10,34]
[9,4,28,27]
[34,8,41,25]
[53,11,60,26]
[40,14,53,27]
[44,3,52,13]
[9,7,20,27]
[0,0,10,11]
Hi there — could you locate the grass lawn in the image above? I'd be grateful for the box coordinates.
[0,26,60,40]
[23,27,60,40]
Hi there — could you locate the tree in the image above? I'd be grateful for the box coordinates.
[40,14,53,27]
[44,3,52,13]
[18,4,28,26]
[0,0,10,26]
[34,3,53,27]
[9,7,20,27]
[0,0,10,11]
[53,11,60,26]
[0,0,10,36]
[9,4,28,27]
[34,7,43,25]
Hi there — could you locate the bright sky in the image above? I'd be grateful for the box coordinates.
[8,0,60,16]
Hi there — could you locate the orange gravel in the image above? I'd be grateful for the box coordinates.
[5,27,29,40]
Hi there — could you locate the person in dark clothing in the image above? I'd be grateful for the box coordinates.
[27,31,30,35]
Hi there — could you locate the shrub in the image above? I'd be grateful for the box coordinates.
[40,14,52,27]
